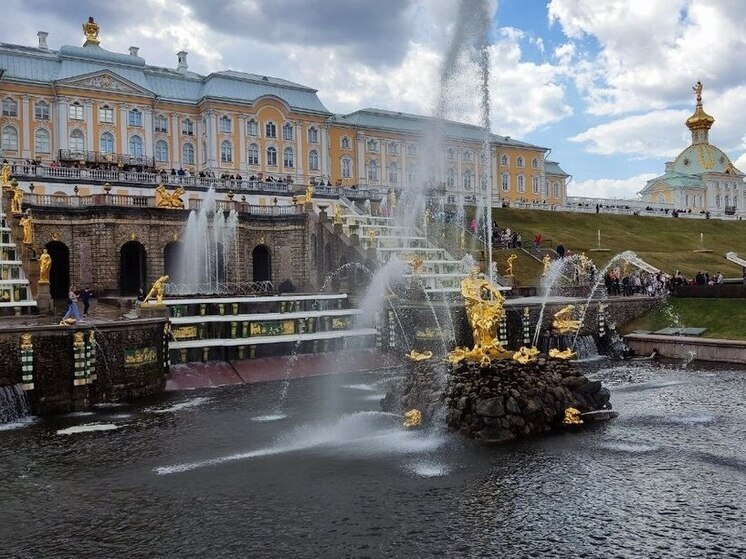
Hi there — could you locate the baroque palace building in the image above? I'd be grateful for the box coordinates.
[0,18,568,206]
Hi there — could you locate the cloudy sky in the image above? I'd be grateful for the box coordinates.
[4,0,746,198]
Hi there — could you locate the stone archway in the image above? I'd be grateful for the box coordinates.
[252,244,271,282]
[164,241,183,282]
[120,241,147,295]
[45,241,70,299]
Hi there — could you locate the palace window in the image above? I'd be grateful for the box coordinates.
[99,105,114,124]
[463,170,473,189]
[389,142,398,155]
[388,162,398,184]
[407,143,416,156]
[447,148,455,160]
[446,168,455,188]
[220,140,233,163]
[69,129,84,152]
[182,119,194,135]
[308,126,318,144]
[532,157,538,169]
[129,135,143,156]
[283,147,294,168]
[532,176,539,194]
[2,98,17,117]
[100,132,114,154]
[367,160,379,181]
[342,158,352,178]
[155,140,169,162]
[69,102,83,120]
[246,119,258,136]
[463,151,472,163]
[1,126,18,151]
[128,109,142,127]
[34,128,50,154]
[517,156,524,168]
[715,194,721,208]
[283,122,293,141]
[182,143,195,165]
[552,181,560,198]
[265,122,277,138]
[34,101,49,120]
[517,175,525,193]
[502,173,510,191]
[500,154,508,166]
[341,136,350,149]
[219,115,232,134]
[267,146,277,166]
[248,143,259,165]
[367,139,378,153]
[309,149,319,171]
[155,115,168,133]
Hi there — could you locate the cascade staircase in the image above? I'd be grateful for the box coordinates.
[0,193,36,316]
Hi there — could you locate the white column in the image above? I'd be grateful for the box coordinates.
[84,100,94,152]
[401,147,408,189]
[380,140,386,188]
[456,148,462,193]
[56,98,69,152]
[170,113,180,167]
[320,125,329,181]
[238,115,247,172]
[206,110,217,169]
[143,107,153,158]
[292,121,302,183]
[119,104,128,154]
[357,133,366,185]
[21,95,31,158]
[490,147,498,204]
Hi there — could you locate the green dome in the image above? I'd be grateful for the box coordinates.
[671,143,739,175]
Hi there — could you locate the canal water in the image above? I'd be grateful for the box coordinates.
[1,361,744,558]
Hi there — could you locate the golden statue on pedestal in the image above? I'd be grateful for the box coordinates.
[19,214,33,245]
[333,204,343,225]
[403,409,422,429]
[155,185,185,209]
[563,407,583,425]
[409,254,424,274]
[143,275,169,304]
[366,229,378,248]
[388,189,397,210]
[512,346,540,364]
[38,249,51,284]
[505,253,517,277]
[11,184,24,214]
[542,254,551,276]
[549,348,576,360]
[552,305,581,333]
[446,267,509,366]
[1,162,10,189]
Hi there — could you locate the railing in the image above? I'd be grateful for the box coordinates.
[58,149,155,168]
[165,281,275,296]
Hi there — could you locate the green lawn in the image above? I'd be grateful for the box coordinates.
[622,298,746,340]
[489,207,746,281]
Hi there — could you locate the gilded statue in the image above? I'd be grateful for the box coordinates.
[505,253,517,277]
[154,185,185,209]
[143,275,169,304]
[403,409,422,429]
[552,305,581,333]
[549,348,577,360]
[1,162,10,188]
[296,185,314,205]
[422,208,432,232]
[38,249,51,283]
[19,214,33,245]
[542,253,551,276]
[82,16,100,45]
[20,332,33,351]
[333,204,343,225]
[563,407,583,425]
[446,267,508,366]
[512,346,540,364]
[11,185,24,213]
[367,229,378,247]
[406,349,432,361]
[409,254,424,274]
[388,189,397,210]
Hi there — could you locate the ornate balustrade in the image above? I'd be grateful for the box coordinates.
[58,149,155,168]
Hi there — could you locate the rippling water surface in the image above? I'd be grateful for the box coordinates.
[2,362,744,558]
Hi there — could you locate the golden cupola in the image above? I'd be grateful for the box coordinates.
[686,80,714,145]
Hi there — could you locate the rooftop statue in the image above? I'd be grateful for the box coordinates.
[83,16,100,45]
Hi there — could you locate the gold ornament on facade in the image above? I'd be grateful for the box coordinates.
[82,16,100,45]
[143,275,169,304]
[19,213,33,245]
[505,253,517,277]
[403,409,422,429]
[563,407,583,425]
[155,185,185,209]
[38,249,51,283]
[549,348,577,360]
[552,305,581,333]
[73,332,85,348]
[51,232,60,241]
[512,346,540,364]
[406,350,433,361]
[20,332,33,351]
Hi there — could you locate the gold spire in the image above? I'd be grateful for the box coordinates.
[686,80,714,144]
[82,16,100,46]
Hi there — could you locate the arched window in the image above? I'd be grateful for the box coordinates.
[265,121,276,138]
[463,171,473,189]
[99,104,114,124]
[308,126,318,143]
[100,132,114,154]
[532,157,538,169]
[69,102,83,120]
[128,108,142,127]
[219,115,232,133]
[388,162,398,183]
[502,174,510,191]
[446,168,455,188]
[367,160,379,181]
[246,119,258,136]
[725,194,730,207]
[2,97,18,117]
[501,154,508,166]
[283,147,294,168]
[517,156,524,168]
[155,114,168,133]
[367,139,377,152]
[34,128,50,154]
[69,129,84,152]
[685,194,690,206]
[532,176,539,194]
[552,181,560,197]
[342,158,352,178]
[220,140,233,162]
[248,143,259,165]
[341,136,350,149]
[182,142,195,165]
[517,175,525,193]
[309,149,319,171]
[283,122,293,141]
[389,142,398,155]
[463,150,472,162]
[267,146,277,166]
[1,126,17,151]
[129,135,143,156]
[182,118,194,135]
[34,101,49,120]
[155,139,169,162]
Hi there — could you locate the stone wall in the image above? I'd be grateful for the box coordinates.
[625,333,746,364]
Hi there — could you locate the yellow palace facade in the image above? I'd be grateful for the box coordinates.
[0,18,568,205]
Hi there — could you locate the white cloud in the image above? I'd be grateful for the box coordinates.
[568,173,659,199]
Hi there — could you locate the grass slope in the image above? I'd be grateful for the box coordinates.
[622,298,746,340]
[491,208,746,279]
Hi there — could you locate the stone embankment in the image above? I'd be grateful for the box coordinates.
[383,359,611,443]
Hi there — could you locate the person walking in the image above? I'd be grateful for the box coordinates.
[80,287,92,316]
[62,286,81,321]
[556,242,565,258]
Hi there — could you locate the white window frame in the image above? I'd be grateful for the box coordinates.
[34,101,49,120]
